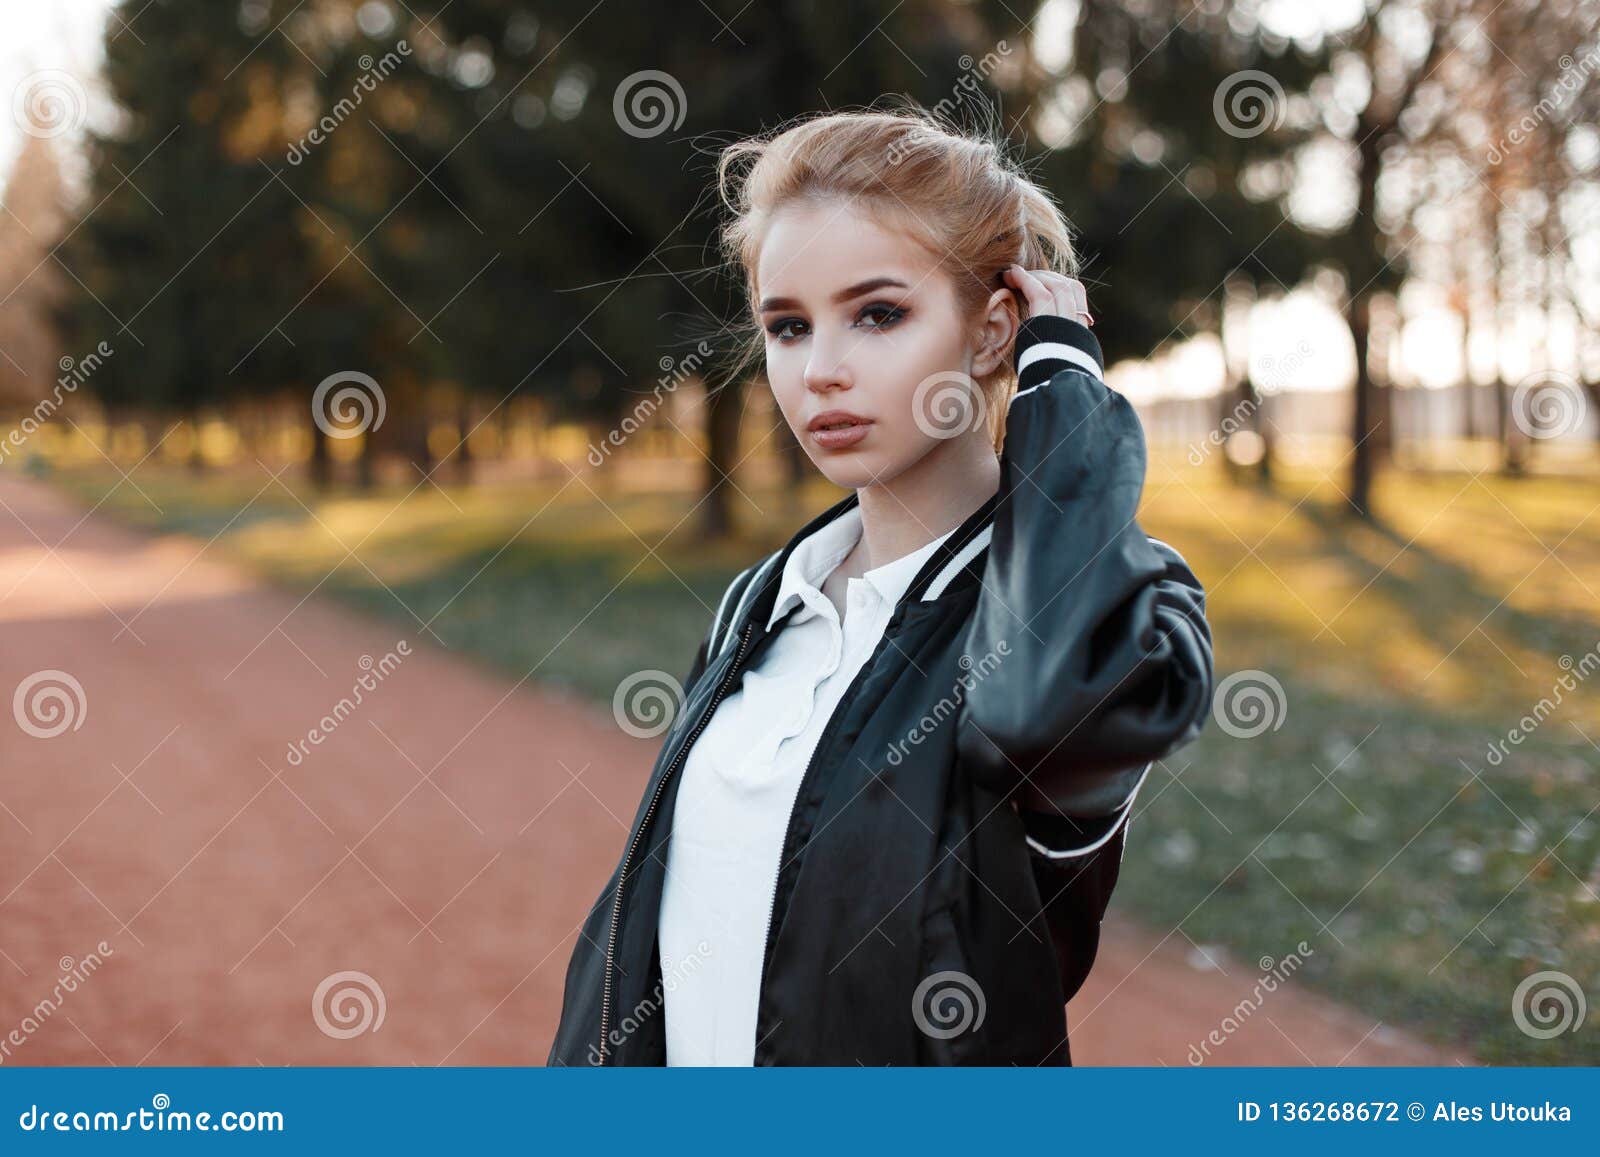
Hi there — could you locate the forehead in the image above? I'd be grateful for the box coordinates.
[754,199,942,301]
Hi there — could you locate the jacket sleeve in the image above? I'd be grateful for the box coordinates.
[954,314,1214,850]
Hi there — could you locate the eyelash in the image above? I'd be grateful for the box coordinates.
[765,303,907,343]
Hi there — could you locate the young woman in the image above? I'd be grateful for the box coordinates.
[548,107,1214,1066]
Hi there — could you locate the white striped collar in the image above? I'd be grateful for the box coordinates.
[766,504,960,630]
[920,523,993,601]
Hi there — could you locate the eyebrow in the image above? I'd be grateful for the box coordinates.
[758,276,911,314]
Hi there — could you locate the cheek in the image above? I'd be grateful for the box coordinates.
[872,334,970,437]
[771,388,822,454]
[767,375,804,426]
[763,347,802,411]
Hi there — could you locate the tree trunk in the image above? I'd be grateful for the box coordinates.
[1251,375,1273,485]
[456,394,474,485]
[699,376,743,541]
[1348,291,1375,518]
[358,436,377,490]
[308,405,332,490]
[187,407,206,474]
[1347,121,1384,520]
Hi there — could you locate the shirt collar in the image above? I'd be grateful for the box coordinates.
[765,504,959,630]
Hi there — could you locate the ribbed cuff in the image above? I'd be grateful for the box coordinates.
[1019,760,1149,860]
[1012,313,1105,393]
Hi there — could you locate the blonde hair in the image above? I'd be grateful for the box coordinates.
[715,101,1081,452]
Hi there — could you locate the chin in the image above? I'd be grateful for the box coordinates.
[814,463,873,489]
[792,424,927,489]
[810,452,910,490]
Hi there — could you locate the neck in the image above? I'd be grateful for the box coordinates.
[852,431,1001,573]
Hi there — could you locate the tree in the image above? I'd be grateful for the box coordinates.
[0,136,69,413]
[1037,0,1335,484]
[56,0,312,469]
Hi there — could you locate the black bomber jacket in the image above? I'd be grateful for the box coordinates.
[547,312,1215,1066]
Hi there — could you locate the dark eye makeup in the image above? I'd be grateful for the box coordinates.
[764,302,908,343]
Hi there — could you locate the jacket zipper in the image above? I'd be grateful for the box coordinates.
[597,620,756,1064]
[752,603,911,1058]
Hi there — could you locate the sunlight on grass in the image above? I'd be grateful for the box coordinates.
[1138,450,1600,733]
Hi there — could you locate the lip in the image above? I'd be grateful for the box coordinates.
[806,410,874,450]
[806,409,872,432]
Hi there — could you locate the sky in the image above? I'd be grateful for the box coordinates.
[1,0,109,182]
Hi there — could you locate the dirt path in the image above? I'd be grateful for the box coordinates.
[0,471,1471,1067]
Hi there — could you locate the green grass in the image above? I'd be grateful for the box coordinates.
[23,445,1600,1064]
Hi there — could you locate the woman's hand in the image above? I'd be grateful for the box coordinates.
[1003,264,1093,327]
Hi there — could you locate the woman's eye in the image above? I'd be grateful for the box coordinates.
[857,303,906,330]
[765,305,904,343]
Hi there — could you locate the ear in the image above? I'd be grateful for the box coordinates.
[969,285,1020,379]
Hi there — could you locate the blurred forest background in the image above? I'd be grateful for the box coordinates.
[1,0,1594,518]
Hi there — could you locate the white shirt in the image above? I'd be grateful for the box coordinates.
[658,504,957,1066]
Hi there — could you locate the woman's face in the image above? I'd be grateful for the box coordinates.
[754,199,1009,490]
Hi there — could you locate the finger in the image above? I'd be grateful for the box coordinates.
[1055,276,1089,320]
[1004,265,1046,319]
[1033,271,1089,322]
[1062,280,1088,316]
[1004,265,1053,321]
[1042,273,1090,324]
[1047,280,1073,321]
[1065,279,1087,317]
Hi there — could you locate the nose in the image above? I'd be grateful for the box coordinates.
[802,330,852,394]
